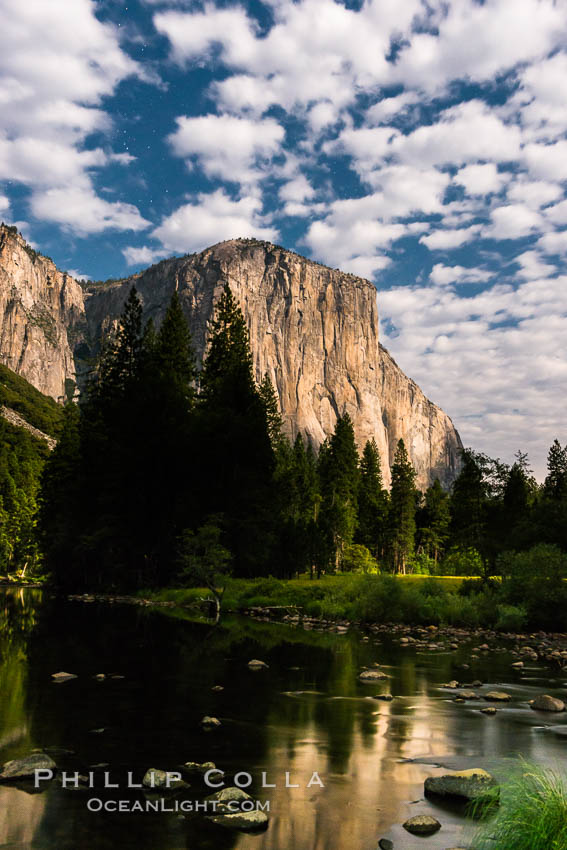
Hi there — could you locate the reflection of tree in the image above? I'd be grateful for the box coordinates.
[0,588,47,847]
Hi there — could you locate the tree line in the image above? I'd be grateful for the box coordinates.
[25,283,567,590]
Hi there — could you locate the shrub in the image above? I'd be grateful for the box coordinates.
[439,546,484,576]
[495,604,527,632]
[341,544,379,574]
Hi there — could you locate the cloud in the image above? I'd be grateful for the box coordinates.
[379,274,567,478]
[155,0,422,114]
[430,263,493,286]
[0,194,9,214]
[507,179,563,209]
[0,0,149,235]
[485,204,544,240]
[31,186,150,235]
[122,245,168,266]
[538,230,567,256]
[152,189,278,254]
[168,114,284,186]
[455,163,506,196]
[392,0,567,94]
[420,224,482,251]
[514,250,556,280]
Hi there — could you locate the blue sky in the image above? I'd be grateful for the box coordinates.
[1,0,567,477]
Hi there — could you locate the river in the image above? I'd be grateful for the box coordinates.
[1,587,566,849]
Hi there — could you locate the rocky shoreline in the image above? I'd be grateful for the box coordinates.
[66,592,567,664]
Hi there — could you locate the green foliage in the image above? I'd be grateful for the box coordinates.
[177,518,232,618]
[357,439,389,559]
[318,414,359,571]
[439,546,484,576]
[388,439,417,573]
[495,604,527,631]
[0,363,63,436]
[418,478,450,562]
[0,365,62,577]
[341,543,378,573]
[473,762,567,850]
[499,544,567,629]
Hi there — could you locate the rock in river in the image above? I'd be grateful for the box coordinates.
[200,716,221,728]
[248,659,269,669]
[484,691,511,702]
[403,815,441,835]
[142,769,188,790]
[208,809,268,831]
[530,694,565,712]
[0,753,56,781]
[51,672,77,682]
[359,670,388,681]
[425,769,497,801]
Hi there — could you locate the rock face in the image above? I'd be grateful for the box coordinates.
[0,225,86,401]
[82,239,462,488]
[0,228,462,488]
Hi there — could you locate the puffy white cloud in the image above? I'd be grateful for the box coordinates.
[0,194,9,215]
[122,246,168,267]
[155,0,422,114]
[455,163,507,196]
[168,114,284,186]
[420,224,481,250]
[430,263,493,286]
[392,0,567,94]
[152,189,278,254]
[485,204,544,240]
[507,179,563,209]
[366,93,419,126]
[514,250,556,280]
[31,186,150,236]
[379,274,567,478]
[523,140,567,181]
[0,0,149,234]
[279,175,315,203]
[538,230,567,256]
[543,200,567,227]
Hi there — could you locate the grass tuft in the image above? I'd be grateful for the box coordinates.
[473,762,567,850]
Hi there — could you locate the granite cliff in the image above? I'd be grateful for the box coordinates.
[0,225,462,488]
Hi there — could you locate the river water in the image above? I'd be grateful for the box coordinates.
[1,587,567,849]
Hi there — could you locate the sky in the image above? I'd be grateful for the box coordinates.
[1,0,566,478]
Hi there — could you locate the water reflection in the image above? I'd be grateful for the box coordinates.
[0,589,566,849]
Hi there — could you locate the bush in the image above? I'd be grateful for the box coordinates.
[499,544,567,630]
[495,604,527,632]
[439,546,484,576]
[341,544,379,574]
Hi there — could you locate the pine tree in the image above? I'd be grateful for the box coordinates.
[259,373,285,453]
[318,413,359,571]
[357,439,389,560]
[419,478,450,563]
[449,448,487,554]
[544,439,567,501]
[155,291,196,405]
[388,438,417,574]
[196,283,275,576]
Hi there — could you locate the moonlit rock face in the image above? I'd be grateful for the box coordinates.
[0,226,86,401]
[0,230,462,489]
